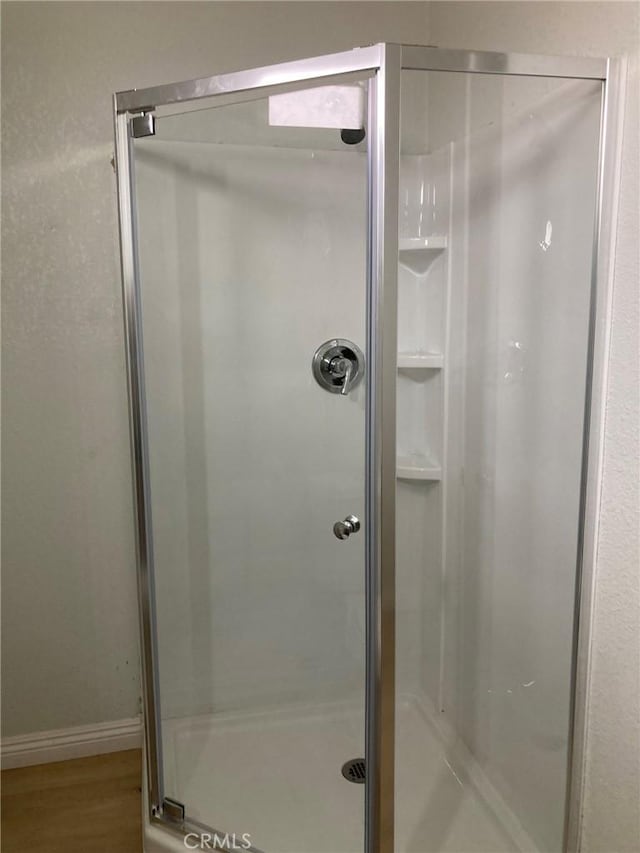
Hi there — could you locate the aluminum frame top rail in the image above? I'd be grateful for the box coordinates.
[401,45,607,80]
[115,43,608,114]
[115,44,384,113]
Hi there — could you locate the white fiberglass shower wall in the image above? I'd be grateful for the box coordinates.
[114,44,619,853]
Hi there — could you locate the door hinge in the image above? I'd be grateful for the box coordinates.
[130,111,156,139]
[162,797,185,822]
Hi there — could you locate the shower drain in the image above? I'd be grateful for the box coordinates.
[341,758,366,784]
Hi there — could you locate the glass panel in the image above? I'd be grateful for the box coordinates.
[395,70,601,853]
[132,82,369,851]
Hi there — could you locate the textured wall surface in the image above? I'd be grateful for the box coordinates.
[0,0,430,736]
[428,5,640,851]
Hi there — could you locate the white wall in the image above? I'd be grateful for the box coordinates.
[428,5,639,851]
[1,0,430,737]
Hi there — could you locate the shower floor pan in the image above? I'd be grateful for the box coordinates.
[144,697,522,853]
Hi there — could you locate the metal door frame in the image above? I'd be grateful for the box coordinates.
[114,42,624,853]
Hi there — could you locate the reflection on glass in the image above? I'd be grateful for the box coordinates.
[395,70,601,853]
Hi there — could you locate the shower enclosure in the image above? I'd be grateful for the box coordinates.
[114,44,621,853]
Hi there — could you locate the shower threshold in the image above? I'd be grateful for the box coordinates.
[144,697,525,853]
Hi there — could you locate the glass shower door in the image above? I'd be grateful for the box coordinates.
[132,83,370,852]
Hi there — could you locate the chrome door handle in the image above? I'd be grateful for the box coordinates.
[333,515,361,540]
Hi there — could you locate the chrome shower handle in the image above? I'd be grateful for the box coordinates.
[312,339,364,396]
[333,515,361,540]
[340,359,354,396]
[328,355,355,395]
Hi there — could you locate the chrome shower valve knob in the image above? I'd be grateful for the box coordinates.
[333,515,361,540]
[312,339,365,395]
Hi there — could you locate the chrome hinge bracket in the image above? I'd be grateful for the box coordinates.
[162,797,185,822]
[130,110,156,139]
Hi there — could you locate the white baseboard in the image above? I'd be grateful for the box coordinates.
[1,716,143,770]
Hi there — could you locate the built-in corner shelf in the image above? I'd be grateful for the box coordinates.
[398,235,448,252]
[397,456,442,482]
[397,228,447,482]
[399,235,447,274]
[398,353,443,370]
